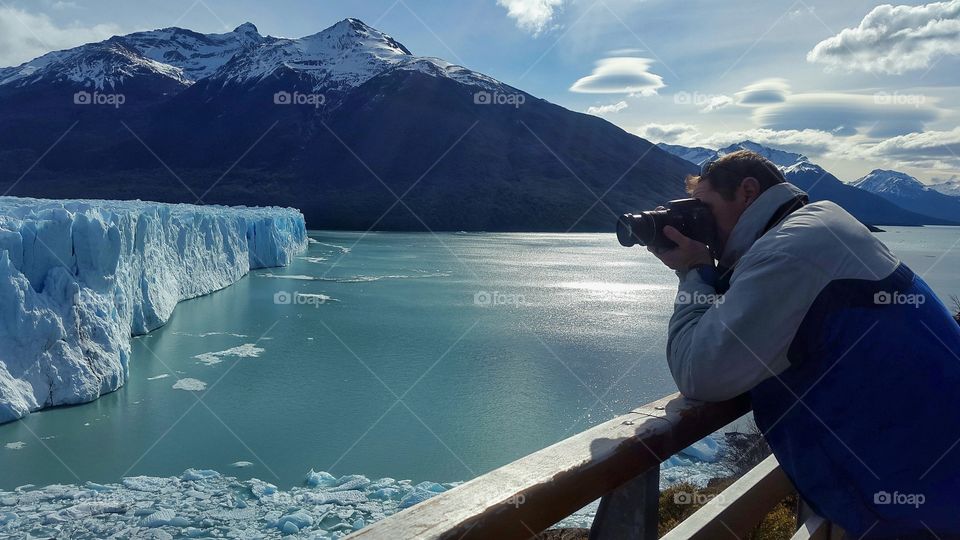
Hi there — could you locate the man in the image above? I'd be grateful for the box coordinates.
[648,150,960,538]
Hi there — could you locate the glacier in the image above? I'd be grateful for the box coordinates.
[0,196,306,423]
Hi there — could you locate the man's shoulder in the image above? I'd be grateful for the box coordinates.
[744,201,899,280]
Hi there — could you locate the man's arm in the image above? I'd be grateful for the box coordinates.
[666,248,829,401]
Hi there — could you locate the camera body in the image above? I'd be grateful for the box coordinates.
[616,198,717,250]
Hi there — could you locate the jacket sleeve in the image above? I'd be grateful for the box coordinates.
[666,250,830,402]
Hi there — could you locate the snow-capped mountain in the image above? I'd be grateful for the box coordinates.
[0,39,191,91]
[657,140,808,169]
[930,179,960,198]
[853,169,960,222]
[717,141,807,168]
[658,141,956,226]
[117,22,267,81]
[656,143,717,167]
[0,18,694,231]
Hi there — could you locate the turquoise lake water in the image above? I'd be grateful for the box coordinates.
[1,227,958,489]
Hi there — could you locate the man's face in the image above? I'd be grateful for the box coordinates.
[691,179,750,248]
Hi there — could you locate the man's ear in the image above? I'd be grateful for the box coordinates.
[740,177,761,205]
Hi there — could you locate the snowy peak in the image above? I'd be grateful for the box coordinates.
[209,17,415,89]
[930,179,960,198]
[116,23,269,80]
[718,141,807,168]
[657,143,718,167]
[0,18,502,96]
[0,39,190,90]
[0,22,266,89]
[853,169,929,199]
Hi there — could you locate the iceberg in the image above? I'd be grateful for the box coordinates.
[0,196,307,423]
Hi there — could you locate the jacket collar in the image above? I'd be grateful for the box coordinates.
[718,182,808,268]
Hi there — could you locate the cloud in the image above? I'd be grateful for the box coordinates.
[867,127,960,164]
[634,123,699,143]
[701,95,733,112]
[807,0,960,74]
[585,100,628,115]
[570,57,665,94]
[752,92,940,137]
[497,0,565,35]
[735,78,791,105]
[635,123,854,160]
[0,7,120,67]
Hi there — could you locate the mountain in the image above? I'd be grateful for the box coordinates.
[658,141,957,226]
[656,143,717,167]
[0,19,695,231]
[717,141,808,168]
[930,179,960,198]
[852,169,960,223]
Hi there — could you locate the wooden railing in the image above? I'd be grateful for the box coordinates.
[343,392,842,539]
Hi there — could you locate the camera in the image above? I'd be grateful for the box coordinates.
[616,198,717,250]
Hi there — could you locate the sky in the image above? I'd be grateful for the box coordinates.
[1,0,959,184]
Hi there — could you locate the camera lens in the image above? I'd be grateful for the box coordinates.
[617,213,658,247]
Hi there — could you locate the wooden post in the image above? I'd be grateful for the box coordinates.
[588,468,659,540]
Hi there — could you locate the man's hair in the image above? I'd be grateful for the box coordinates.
[686,150,786,200]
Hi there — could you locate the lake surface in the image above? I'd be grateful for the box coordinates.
[1,227,958,489]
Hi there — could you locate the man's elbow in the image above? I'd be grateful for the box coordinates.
[669,354,740,403]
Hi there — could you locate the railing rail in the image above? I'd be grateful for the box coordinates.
[345,393,751,540]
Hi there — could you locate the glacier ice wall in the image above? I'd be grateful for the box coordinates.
[0,197,307,423]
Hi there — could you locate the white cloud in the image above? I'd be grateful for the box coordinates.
[635,124,854,160]
[752,92,940,137]
[497,0,564,35]
[867,127,960,164]
[0,7,120,67]
[570,57,665,94]
[807,0,960,74]
[700,95,733,113]
[585,100,628,115]
[735,78,791,105]
[634,123,699,143]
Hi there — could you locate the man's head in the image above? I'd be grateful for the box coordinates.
[686,150,786,245]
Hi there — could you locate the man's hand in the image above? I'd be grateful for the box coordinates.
[647,226,713,272]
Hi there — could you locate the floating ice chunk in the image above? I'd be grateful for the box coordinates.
[277,511,313,530]
[181,469,220,481]
[679,436,720,463]
[146,374,170,380]
[230,461,254,468]
[299,256,328,263]
[248,479,277,499]
[172,378,207,391]
[259,273,317,280]
[122,476,168,492]
[141,508,182,527]
[305,470,337,488]
[4,441,25,450]
[193,343,264,366]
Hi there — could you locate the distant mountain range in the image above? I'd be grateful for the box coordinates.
[658,141,960,226]
[0,19,695,231]
[852,170,960,223]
